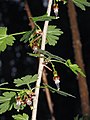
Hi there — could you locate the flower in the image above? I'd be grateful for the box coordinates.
[53,71,60,90]
[53,4,59,17]
[16,96,22,106]
[32,43,39,53]
[26,98,32,106]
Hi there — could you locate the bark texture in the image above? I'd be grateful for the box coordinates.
[67,0,90,117]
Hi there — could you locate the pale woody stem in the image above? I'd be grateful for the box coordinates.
[31,0,53,120]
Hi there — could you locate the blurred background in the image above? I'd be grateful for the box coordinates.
[0,0,90,120]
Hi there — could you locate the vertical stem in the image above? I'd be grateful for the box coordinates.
[67,0,90,117]
[31,0,53,120]
[42,69,55,120]
[24,1,55,119]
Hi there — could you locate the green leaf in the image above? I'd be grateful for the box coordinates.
[32,49,85,77]
[31,14,56,22]
[73,0,86,10]
[78,0,90,6]
[65,59,86,77]
[38,49,66,62]
[12,113,29,120]
[0,27,15,52]
[46,25,63,46]
[0,92,16,114]
[45,84,76,98]
[14,74,38,87]
[0,101,10,114]
[73,0,90,10]
[20,27,36,43]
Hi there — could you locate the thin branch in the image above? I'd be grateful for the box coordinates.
[31,0,53,120]
[67,0,90,116]
[42,69,55,120]
[24,0,35,29]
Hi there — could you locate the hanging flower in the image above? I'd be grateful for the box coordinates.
[16,96,22,106]
[53,3,59,17]
[53,71,60,90]
[32,42,39,53]
[26,98,32,106]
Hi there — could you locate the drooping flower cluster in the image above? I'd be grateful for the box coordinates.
[15,91,35,112]
[30,29,42,53]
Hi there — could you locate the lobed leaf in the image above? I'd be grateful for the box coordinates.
[0,101,10,114]
[12,113,29,120]
[20,27,36,43]
[46,25,63,46]
[14,74,38,87]
[0,27,15,52]
[0,92,16,114]
[65,59,86,77]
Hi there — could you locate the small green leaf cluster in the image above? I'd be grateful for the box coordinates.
[20,14,63,47]
[29,49,85,77]
[0,74,38,114]
[20,27,37,43]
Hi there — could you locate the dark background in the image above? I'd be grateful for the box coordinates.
[0,0,90,120]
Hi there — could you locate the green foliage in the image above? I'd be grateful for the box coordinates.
[12,113,29,120]
[73,0,90,10]
[14,74,38,87]
[29,49,85,77]
[0,27,15,52]
[20,27,36,43]
[38,49,66,62]
[45,84,76,98]
[65,59,86,77]
[46,25,63,46]
[0,2,88,119]
[0,92,16,114]
[31,14,56,22]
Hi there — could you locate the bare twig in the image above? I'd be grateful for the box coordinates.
[24,0,35,29]
[42,69,55,120]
